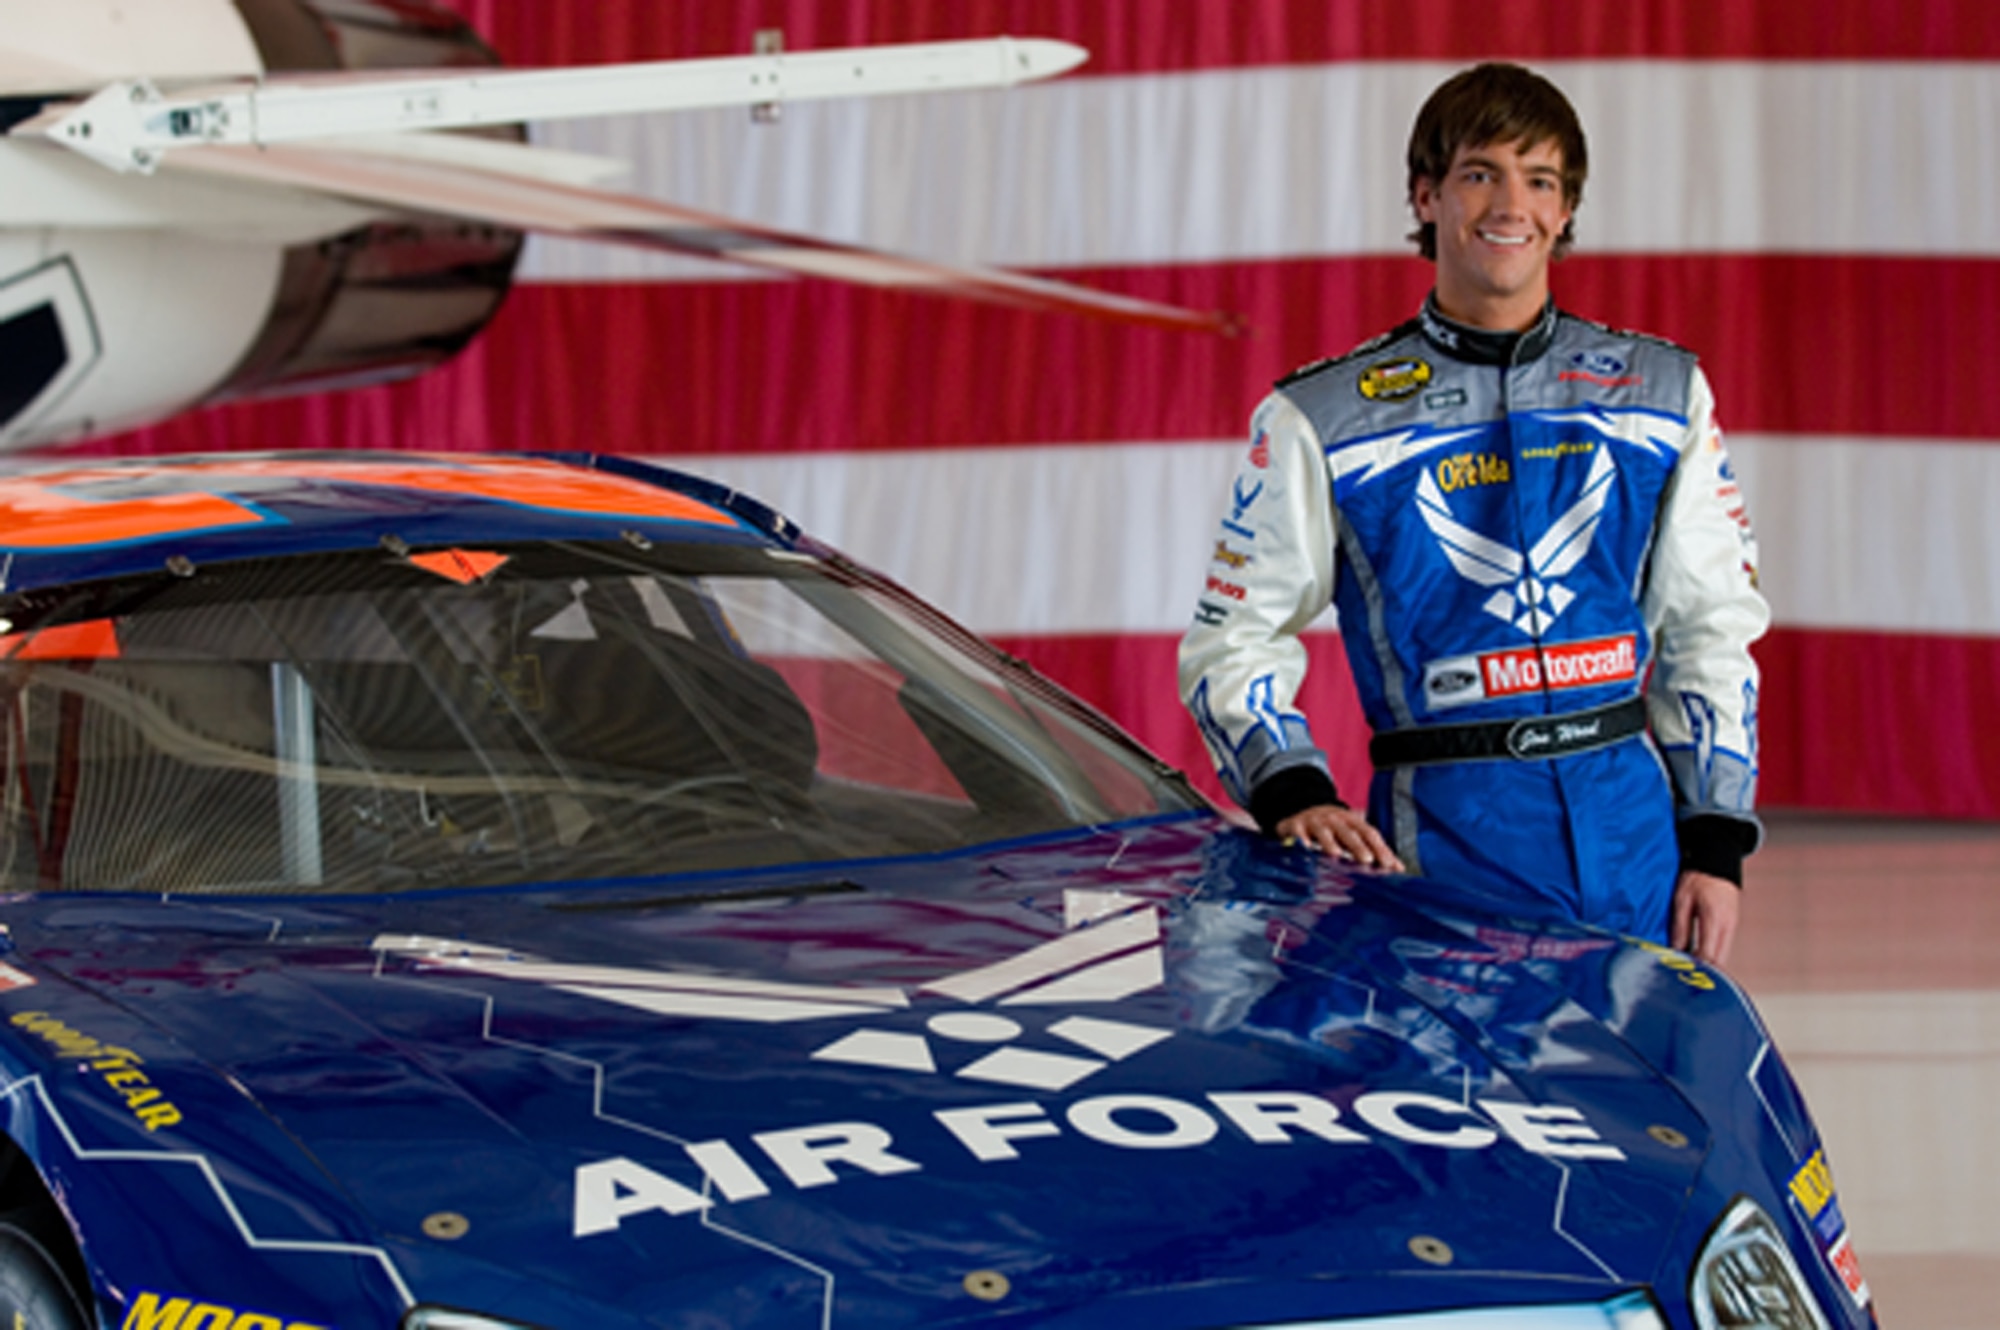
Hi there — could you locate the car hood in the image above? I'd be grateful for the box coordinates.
[11,818,1711,1326]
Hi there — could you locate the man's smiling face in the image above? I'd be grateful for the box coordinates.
[1413,137,1573,332]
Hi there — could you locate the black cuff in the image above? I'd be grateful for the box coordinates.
[1677,815,1759,887]
[1247,766,1342,836]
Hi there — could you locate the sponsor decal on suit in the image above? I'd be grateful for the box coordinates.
[1559,353,1643,389]
[1358,358,1432,402]
[1423,634,1639,711]
[1211,541,1251,570]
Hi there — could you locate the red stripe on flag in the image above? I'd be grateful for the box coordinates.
[445,0,2000,71]
[1755,627,2000,820]
[987,628,2000,822]
[91,255,2000,457]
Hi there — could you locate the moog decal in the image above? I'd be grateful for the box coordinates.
[122,1293,327,1330]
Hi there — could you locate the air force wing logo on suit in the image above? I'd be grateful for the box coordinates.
[1415,446,1617,636]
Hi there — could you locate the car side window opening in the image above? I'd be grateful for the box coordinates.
[0,542,1189,895]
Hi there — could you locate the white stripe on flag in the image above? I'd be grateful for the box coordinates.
[658,434,2000,640]
[525,60,2000,281]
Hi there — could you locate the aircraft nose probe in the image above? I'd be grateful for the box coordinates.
[10,36,1092,175]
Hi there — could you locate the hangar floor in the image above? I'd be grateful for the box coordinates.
[1733,812,2000,1328]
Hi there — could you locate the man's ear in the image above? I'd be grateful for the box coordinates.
[1411,176,1439,224]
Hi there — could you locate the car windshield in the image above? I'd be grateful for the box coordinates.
[0,541,1196,895]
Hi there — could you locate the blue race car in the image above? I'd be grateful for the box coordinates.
[0,454,1872,1330]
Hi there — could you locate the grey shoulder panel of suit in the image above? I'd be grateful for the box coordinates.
[1275,318,1426,393]
[1537,312,1700,415]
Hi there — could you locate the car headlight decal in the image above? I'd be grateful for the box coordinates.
[1688,1197,1832,1330]
[1244,1290,1667,1327]
[400,1308,543,1330]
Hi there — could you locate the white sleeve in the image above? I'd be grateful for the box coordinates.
[1642,366,1771,824]
[1177,391,1338,804]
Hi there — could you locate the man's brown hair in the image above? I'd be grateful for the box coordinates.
[1406,63,1588,260]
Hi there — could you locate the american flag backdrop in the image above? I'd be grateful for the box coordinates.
[97,0,2000,823]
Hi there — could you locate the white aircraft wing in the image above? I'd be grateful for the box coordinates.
[154,135,1232,333]
[16,39,1090,170]
[9,35,1231,333]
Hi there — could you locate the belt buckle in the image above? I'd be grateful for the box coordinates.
[1505,710,1610,760]
[1504,717,1556,760]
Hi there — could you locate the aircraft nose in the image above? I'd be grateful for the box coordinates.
[1000,37,1090,83]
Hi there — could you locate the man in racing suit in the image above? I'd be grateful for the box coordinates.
[1179,63,1767,962]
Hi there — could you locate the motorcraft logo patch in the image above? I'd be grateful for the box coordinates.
[1358,358,1432,401]
[1424,634,1639,710]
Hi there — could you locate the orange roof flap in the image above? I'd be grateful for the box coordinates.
[0,620,122,661]
[408,549,511,585]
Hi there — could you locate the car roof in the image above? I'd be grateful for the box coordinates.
[0,451,797,592]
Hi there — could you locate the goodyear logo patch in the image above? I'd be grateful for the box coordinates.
[11,1011,184,1132]
[1358,358,1432,401]
[1519,440,1596,461]
[122,1292,327,1330]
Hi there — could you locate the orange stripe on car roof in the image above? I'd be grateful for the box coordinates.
[0,457,738,550]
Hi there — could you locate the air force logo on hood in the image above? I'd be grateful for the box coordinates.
[373,891,1630,1239]
[374,889,1172,1096]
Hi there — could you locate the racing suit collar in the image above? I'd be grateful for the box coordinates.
[1418,295,1558,367]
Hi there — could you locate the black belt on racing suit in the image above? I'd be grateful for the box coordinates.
[1369,696,1648,769]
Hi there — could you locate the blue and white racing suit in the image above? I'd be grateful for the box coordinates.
[1179,299,1769,939]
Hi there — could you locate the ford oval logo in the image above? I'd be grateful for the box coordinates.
[1570,351,1626,377]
